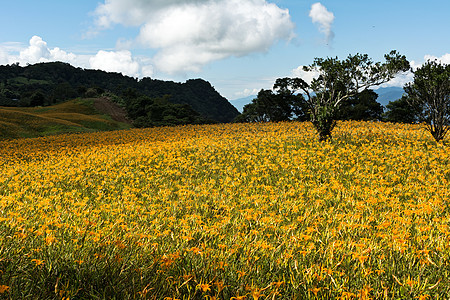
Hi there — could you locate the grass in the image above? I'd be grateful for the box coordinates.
[0,98,131,140]
[0,121,449,299]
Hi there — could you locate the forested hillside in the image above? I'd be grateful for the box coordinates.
[0,62,239,123]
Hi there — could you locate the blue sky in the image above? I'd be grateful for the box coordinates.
[1,0,449,100]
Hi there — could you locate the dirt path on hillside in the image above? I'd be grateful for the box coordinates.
[94,97,131,124]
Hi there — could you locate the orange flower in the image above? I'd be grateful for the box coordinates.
[31,259,44,266]
[308,287,321,296]
[197,283,211,293]
[0,285,9,294]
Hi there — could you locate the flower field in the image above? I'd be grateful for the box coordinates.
[0,121,449,299]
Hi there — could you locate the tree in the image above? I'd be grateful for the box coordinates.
[295,51,410,141]
[235,90,274,123]
[382,95,423,124]
[404,60,450,142]
[335,89,383,121]
[125,94,210,128]
[273,77,310,121]
[29,91,46,106]
[235,78,309,123]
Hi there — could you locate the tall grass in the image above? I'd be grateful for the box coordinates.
[0,99,131,140]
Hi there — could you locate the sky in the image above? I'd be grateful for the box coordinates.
[0,0,449,100]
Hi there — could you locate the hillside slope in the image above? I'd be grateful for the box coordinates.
[0,98,132,140]
[0,62,240,123]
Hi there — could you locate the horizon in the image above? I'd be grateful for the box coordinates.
[1,0,449,100]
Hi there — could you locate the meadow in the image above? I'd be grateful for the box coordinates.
[0,121,449,299]
[0,99,131,140]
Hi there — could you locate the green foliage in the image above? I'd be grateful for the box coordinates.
[235,90,283,122]
[0,62,239,124]
[84,87,100,98]
[235,78,309,123]
[299,51,410,141]
[336,89,383,121]
[404,60,450,142]
[125,94,212,128]
[311,103,337,141]
[29,91,46,107]
[382,95,423,124]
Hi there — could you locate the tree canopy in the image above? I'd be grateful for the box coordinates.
[404,60,450,142]
[335,89,383,121]
[235,78,309,123]
[297,51,410,140]
[382,95,423,124]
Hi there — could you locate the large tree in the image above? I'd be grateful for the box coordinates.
[404,60,450,142]
[295,51,410,141]
[235,78,309,123]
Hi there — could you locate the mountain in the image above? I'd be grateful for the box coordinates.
[0,62,240,123]
[229,95,257,112]
[229,87,406,112]
[374,87,405,106]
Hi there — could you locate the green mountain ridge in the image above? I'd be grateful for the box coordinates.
[0,62,240,123]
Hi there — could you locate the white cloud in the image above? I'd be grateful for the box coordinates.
[19,36,52,63]
[378,71,413,88]
[89,50,154,78]
[50,47,78,65]
[93,0,295,74]
[0,36,154,78]
[0,48,8,65]
[291,66,320,84]
[0,36,81,66]
[424,53,450,64]
[309,2,335,44]
[234,88,260,98]
[381,53,450,88]
[89,50,141,77]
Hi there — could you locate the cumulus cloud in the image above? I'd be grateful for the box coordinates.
[0,36,153,78]
[18,36,52,63]
[378,71,414,88]
[424,53,450,64]
[309,2,335,44]
[93,0,295,74]
[90,50,140,77]
[0,36,80,66]
[381,53,450,88]
[50,47,78,64]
